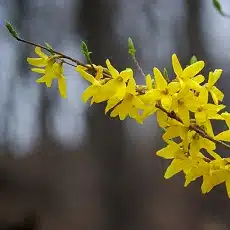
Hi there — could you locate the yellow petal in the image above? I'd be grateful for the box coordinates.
[215,130,230,141]
[201,138,216,151]
[27,57,46,67]
[145,74,153,90]
[110,101,131,120]
[31,68,45,74]
[181,61,205,79]
[207,69,222,88]
[202,172,225,194]
[164,159,184,179]
[192,74,205,84]
[132,96,144,109]
[201,175,213,194]
[53,62,64,75]
[110,105,120,118]
[168,82,180,94]
[58,77,67,98]
[91,90,109,104]
[203,120,214,138]
[197,88,208,105]
[81,85,97,103]
[178,105,190,126]
[35,47,48,59]
[118,101,132,120]
[210,89,219,105]
[222,112,230,129]
[156,142,180,159]
[153,67,167,90]
[139,90,161,104]
[126,77,136,94]
[195,111,207,123]
[212,86,224,102]
[76,66,97,84]
[36,75,53,87]
[105,59,119,78]
[140,106,157,121]
[120,68,133,82]
[161,94,172,110]
[105,96,121,113]
[114,82,126,100]
[156,110,168,128]
[184,167,203,187]
[172,54,183,76]
[162,126,181,141]
[206,149,222,160]
[129,107,143,124]
[186,79,202,91]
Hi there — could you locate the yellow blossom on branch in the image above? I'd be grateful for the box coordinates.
[22,35,230,198]
[27,46,67,98]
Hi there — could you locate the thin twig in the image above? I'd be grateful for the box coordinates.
[132,57,146,78]
[58,59,77,67]
[16,37,87,67]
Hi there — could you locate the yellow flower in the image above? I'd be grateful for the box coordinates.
[187,89,222,124]
[32,58,56,87]
[171,90,195,126]
[201,161,227,194]
[109,77,144,121]
[204,69,224,105]
[188,131,216,156]
[156,141,189,179]
[76,65,109,104]
[35,62,67,98]
[153,67,180,110]
[172,54,204,93]
[27,47,57,87]
[102,59,133,100]
[184,157,208,187]
[162,125,188,143]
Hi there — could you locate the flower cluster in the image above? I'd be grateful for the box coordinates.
[27,46,230,198]
[6,18,230,198]
[76,54,230,198]
[27,47,67,98]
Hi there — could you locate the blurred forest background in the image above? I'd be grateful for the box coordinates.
[1,0,230,229]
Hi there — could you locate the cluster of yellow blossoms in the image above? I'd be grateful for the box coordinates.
[27,47,67,98]
[28,46,230,198]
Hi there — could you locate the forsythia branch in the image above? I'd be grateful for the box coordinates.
[7,21,230,198]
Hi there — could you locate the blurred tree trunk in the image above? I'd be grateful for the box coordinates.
[76,1,130,230]
[185,0,207,60]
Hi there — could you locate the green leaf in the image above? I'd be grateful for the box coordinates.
[80,41,92,64]
[190,55,198,65]
[213,0,225,16]
[128,37,136,59]
[45,42,55,55]
[5,21,19,39]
